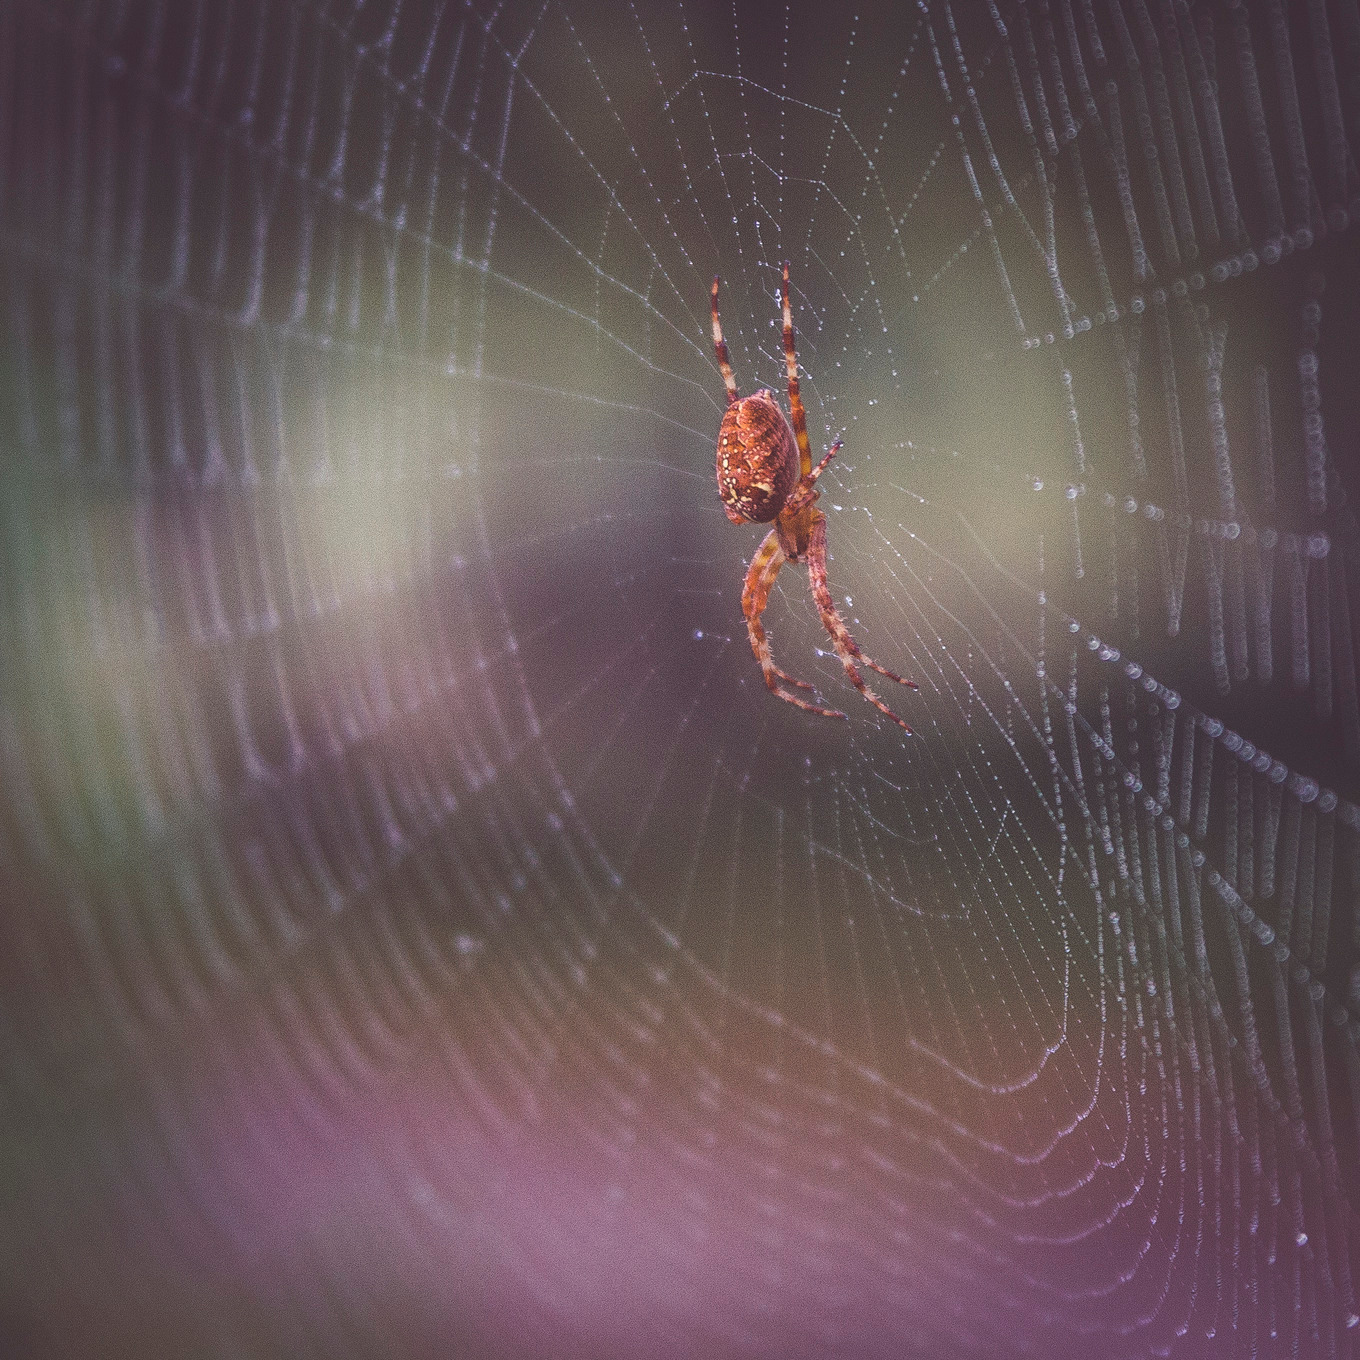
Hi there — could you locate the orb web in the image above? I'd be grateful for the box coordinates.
[2,2,1360,1356]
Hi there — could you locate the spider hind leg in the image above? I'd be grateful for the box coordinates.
[781,261,814,477]
[742,529,848,720]
[711,276,739,405]
[805,515,915,732]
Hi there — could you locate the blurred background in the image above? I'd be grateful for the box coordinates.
[2,1,1360,1356]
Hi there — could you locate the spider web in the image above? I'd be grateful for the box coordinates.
[3,1,1360,1356]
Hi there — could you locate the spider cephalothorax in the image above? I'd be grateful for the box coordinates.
[711,262,917,731]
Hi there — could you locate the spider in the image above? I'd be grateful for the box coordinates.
[711,262,917,731]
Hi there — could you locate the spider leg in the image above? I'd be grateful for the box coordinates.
[743,528,848,719]
[783,439,842,516]
[711,276,739,405]
[806,439,841,484]
[805,514,916,732]
[745,532,820,694]
[781,261,813,477]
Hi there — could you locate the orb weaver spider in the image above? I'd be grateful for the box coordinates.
[712,262,916,731]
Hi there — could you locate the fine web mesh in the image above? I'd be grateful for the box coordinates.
[3,2,1360,1357]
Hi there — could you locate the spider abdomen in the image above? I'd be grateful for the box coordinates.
[715,390,799,524]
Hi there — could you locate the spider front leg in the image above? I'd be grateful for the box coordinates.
[805,514,917,732]
[742,529,848,720]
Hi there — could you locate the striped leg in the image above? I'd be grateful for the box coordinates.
[710,276,738,405]
[781,260,812,476]
[742,528,847,719]
[784,439,842,516]
[805,515,916,732]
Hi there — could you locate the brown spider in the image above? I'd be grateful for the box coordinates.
[711,262,917,731]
